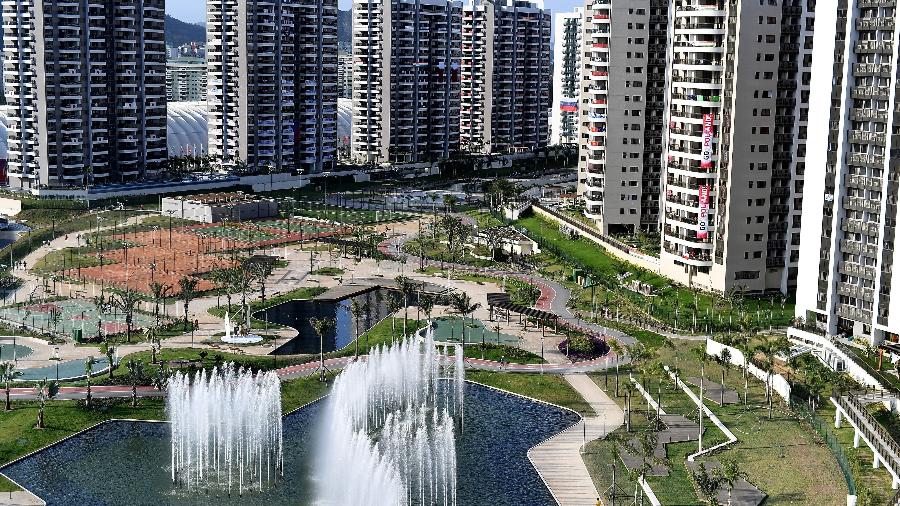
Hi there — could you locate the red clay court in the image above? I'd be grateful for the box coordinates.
[63,218,345,295]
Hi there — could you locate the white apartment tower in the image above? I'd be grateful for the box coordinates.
[576,0,669,235]
[795,0,900,345]
[207,0,338,175]
[460,0,552,154]
[658,0,811,294]
[166,58,208,102]
[550,7,583,146]
[351,0,462,164]
[2,0,167,188]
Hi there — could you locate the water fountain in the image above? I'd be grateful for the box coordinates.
[221,311,263,344]
[316,326,465,506]
[168,365,283,495]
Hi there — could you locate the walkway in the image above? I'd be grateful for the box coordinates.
[528,374,624,506]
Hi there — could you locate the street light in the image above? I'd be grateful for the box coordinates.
[53,346,60,381]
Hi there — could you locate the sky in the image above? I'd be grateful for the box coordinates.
[166,0,583,23]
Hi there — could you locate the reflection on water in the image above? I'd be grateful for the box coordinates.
[0,384,576,506]
[260,288,416,355]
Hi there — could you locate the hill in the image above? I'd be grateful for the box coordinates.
[339,9,351,48]
[166,15,206,47]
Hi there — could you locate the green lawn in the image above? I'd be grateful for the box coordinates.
[0,397,166,492]
[461,343,545,364]
[466,370,594,416]
[516,215,795,333]
[583,339,851,505]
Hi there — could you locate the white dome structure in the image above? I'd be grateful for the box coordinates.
[167,101,208,157]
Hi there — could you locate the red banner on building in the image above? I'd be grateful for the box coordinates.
[698,184,710,239]
[701,114,714,169]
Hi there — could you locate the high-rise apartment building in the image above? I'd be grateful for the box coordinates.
[351,0,462,164]
[658,0,809,294]
[550,7,583,146]
[575,0,668,235]
[795,0,900,345]
[338,52,353,99]
[2,0,167,188]
[460,0,551,154]
[207,0,338,175]
[166,58,208,102]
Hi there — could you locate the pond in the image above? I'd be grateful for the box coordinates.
[259,287,416,355]
[0,383,578,506]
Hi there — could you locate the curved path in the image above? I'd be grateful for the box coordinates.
[377,214,637,346]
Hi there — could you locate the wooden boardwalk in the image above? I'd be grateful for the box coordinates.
[528,374,624,506]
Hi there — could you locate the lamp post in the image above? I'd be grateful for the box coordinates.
[53,346,60,381]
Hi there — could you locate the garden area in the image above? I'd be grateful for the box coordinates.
[515,214,795,335]
[581,336,854,505]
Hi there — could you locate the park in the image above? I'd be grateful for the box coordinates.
[0,178,891,506]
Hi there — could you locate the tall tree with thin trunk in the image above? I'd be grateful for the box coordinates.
[178,276,199,327]
[84,356,96,409]
[0,363,21,411]
[127,359,144,408]
[35,378,59,429]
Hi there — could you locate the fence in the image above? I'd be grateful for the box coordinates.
[792,396,857,496]
[839,394,900,479]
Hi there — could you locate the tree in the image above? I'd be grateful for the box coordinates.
[248,259,275,302]
[0,362,21,411]
[718,348,732,406]
[127,359,144,408]
[147,327,161,364]
[450,291,481,352]
[154,364,169,392]
[756,335,789,419]
[178,276,199,327]
[394,275,417,338]
[310,316,336,382]
[622,380,637,432]
[149,282,171,327]
[420,294,435,323]
[609,339,624,397]
[350,299,369,359]
[112,289,140,343]
[35,378,59,429]
[102,341,116,378]
[691,463,721,506]
[84,356,96,409]
[388,296,403,342]
[714,458,748,506]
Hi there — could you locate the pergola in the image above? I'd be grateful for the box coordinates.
[486,292,558,333]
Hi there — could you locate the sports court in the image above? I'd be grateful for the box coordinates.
[0,299,157,340]
[62,217,345,295]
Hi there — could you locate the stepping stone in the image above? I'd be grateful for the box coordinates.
[687,461,767,506]
[685,377,740,405]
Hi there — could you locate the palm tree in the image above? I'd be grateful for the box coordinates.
[718,348,732,405]
[756,335,789,419]
[734,336,752,404]
[388,296,403,342]
[451,291,481,352]
[0,362,21,411]
[127,359,144,408]
[84,356,96,409]
[350,299,368,359]
[714,458,748,506]
[112,289,140,343]
[147,326,161,364]
[310,316,336,382]
[420,294,435,323]
[102,341,116,378]
[149,282,171,327]
[35,378,59,429]
[178,276,199,327]
[394,275,417,337]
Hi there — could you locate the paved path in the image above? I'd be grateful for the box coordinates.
[528,374,624,506]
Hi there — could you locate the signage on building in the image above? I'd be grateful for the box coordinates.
[701,114,714,169]
[560,100,578,112]
[698,184,710,239]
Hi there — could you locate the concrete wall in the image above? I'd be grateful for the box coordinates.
[706,337,792,402]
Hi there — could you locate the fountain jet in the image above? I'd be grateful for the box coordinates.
[168,364,283,495]
[317,326,464,505]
